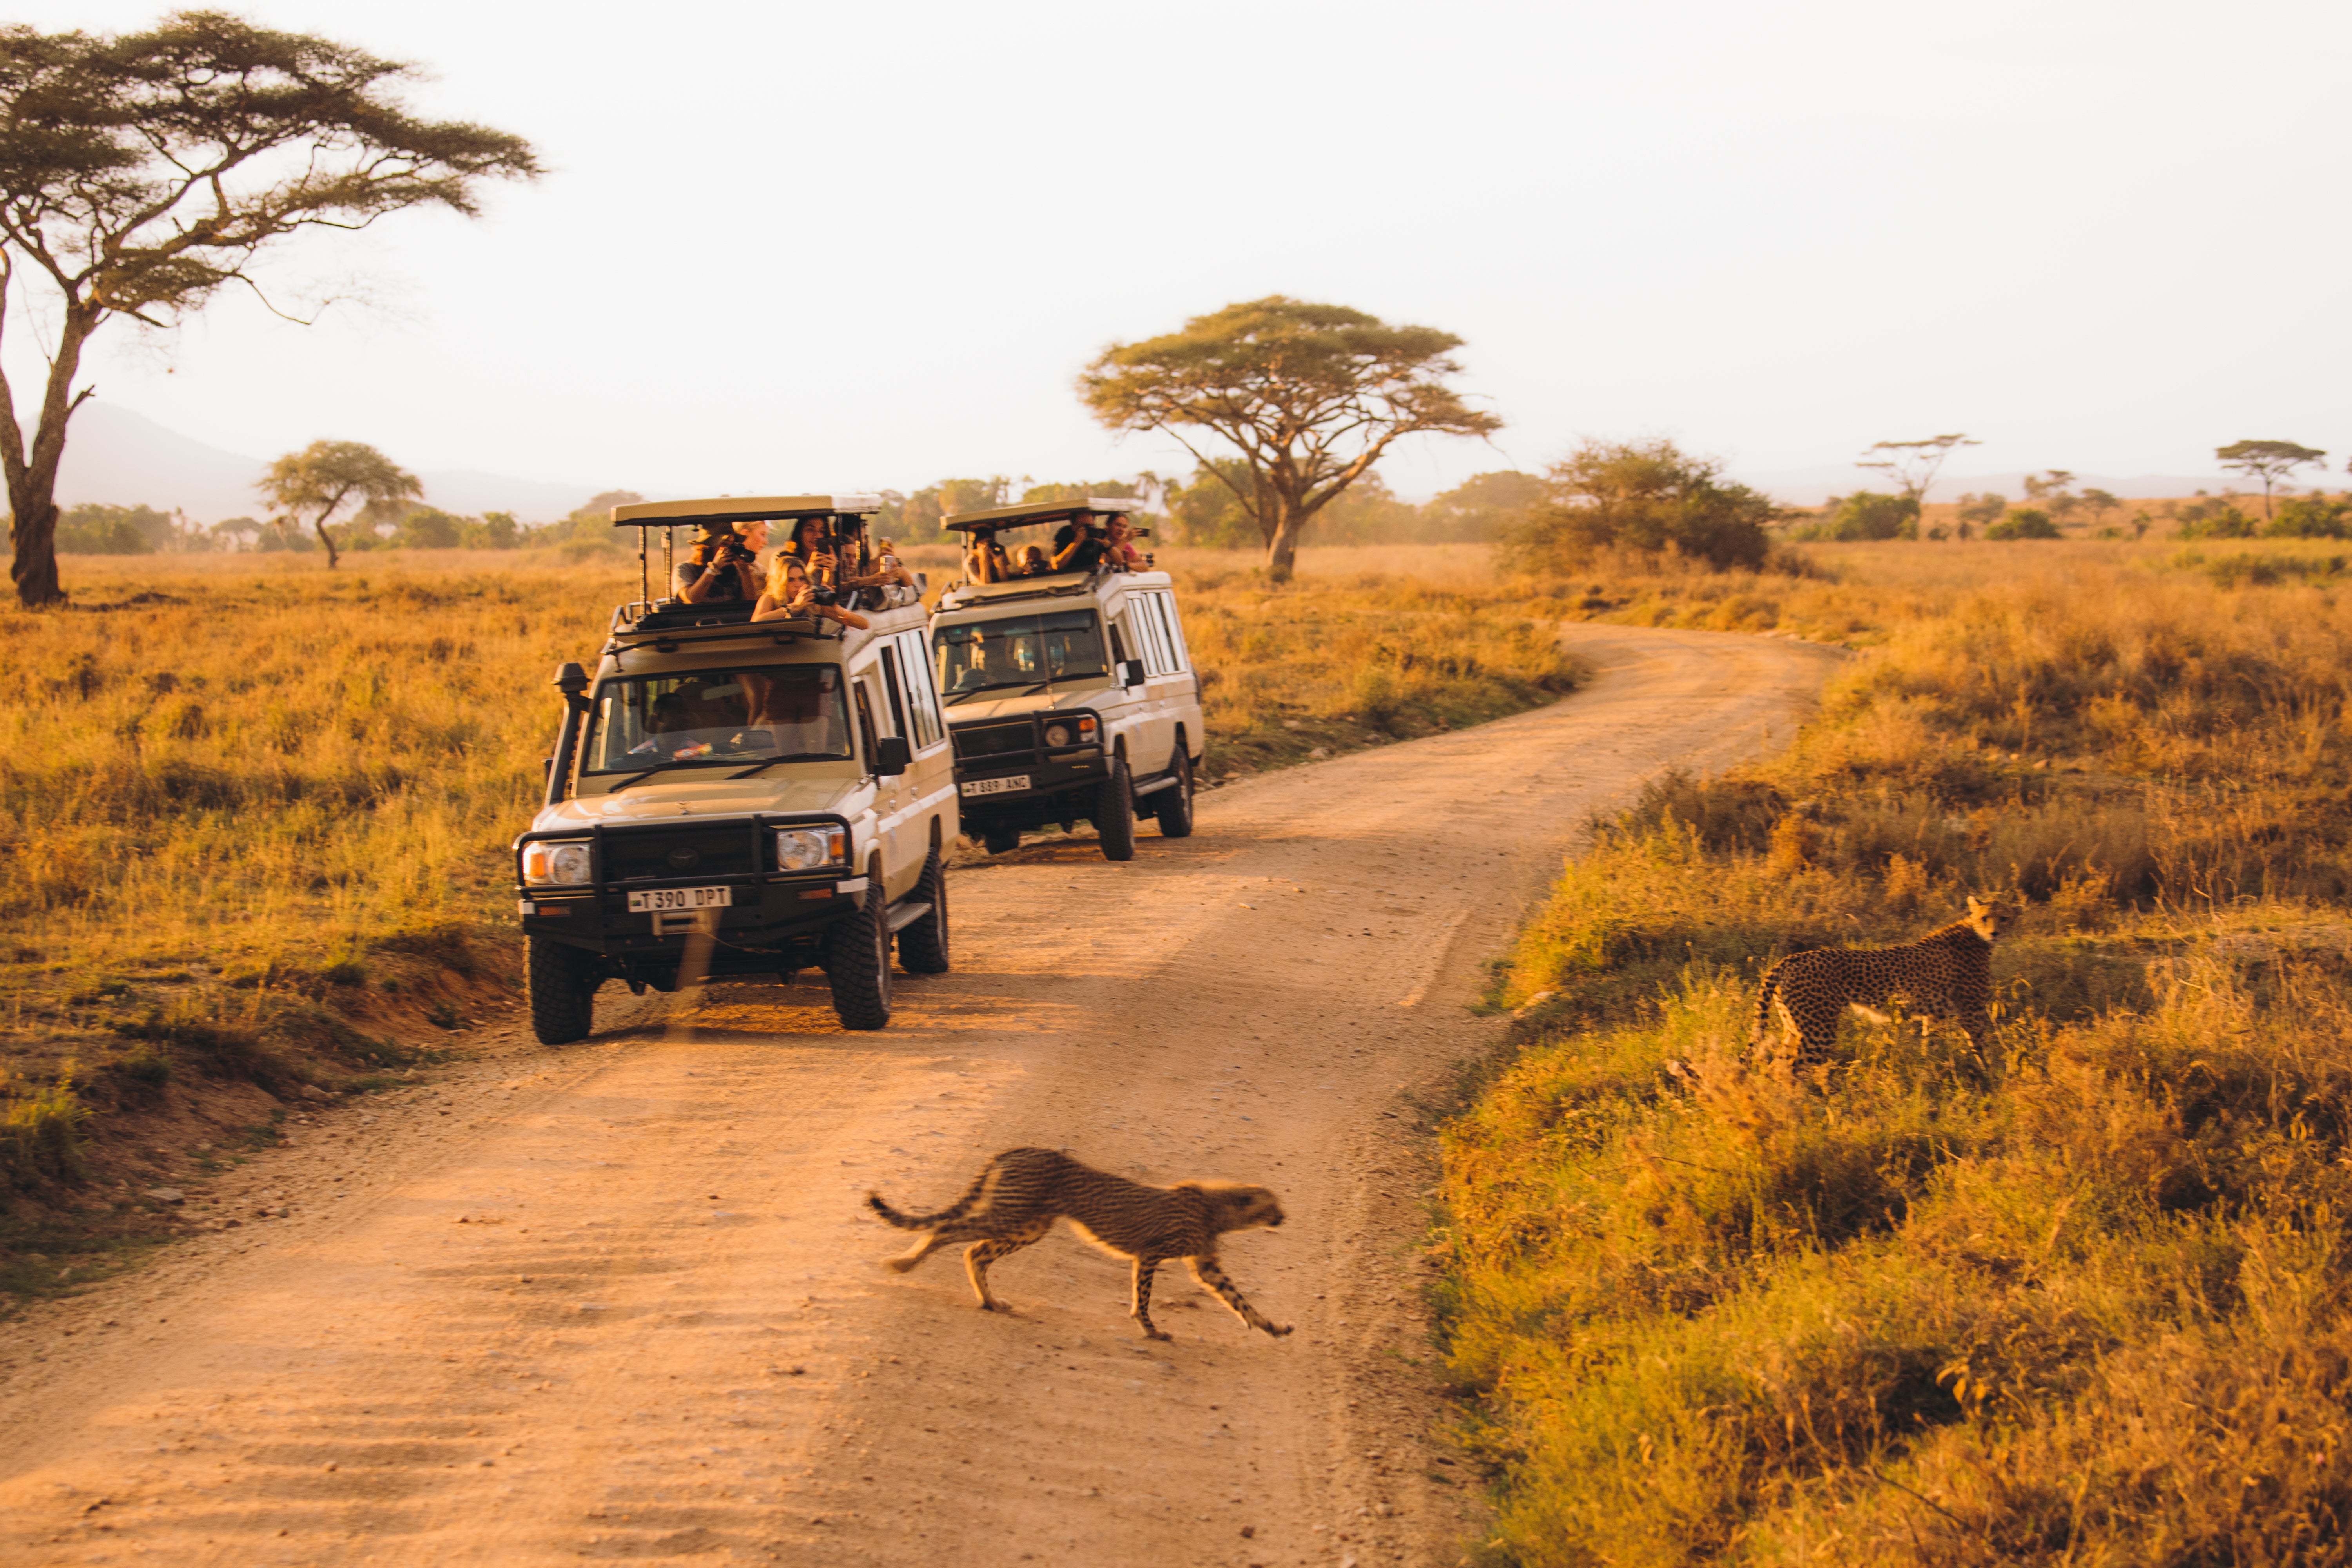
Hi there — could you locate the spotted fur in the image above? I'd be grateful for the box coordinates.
[868,1147,1292,1341]
[1752,895,2020,1067]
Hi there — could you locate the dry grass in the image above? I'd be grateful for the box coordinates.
[1438,544,2352,1565]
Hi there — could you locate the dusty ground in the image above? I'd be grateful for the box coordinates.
[0,624,1837,1568]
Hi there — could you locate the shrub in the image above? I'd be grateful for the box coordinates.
[1800,490,1920,542]
[2267,494,2352,538]
[1985,507,2060,540]
[1501,438,1778,572]
[2176,502,2261,539]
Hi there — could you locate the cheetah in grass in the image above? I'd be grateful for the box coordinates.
[868,1147,1293,1341]
[1752,895,2020,1068]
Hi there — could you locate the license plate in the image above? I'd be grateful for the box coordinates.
[627,886,734,913]
[961,774,1030,797]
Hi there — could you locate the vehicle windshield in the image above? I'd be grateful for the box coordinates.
[936,610,1106,700]
[582,664,851,774]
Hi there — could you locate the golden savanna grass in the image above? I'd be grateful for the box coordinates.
[1440,538,2352,1565]
[0,546,1578,1199]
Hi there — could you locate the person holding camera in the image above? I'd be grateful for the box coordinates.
[1050,514,1112,572]
[780,516,839,582]
[678,519,769,604]
[753,553,869,630]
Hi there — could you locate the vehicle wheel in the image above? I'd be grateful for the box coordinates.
[897,848,952,973]
[823,881,893,1030]
[527,937,601,1046]
[1153,749,1196,839]
[982,826,1022,855]
[1095,756,1137,862]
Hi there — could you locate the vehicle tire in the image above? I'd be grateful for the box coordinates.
[1153,749,1196,839]
[1095,756,1137,862]
[982,826,1022,856]
[527,937,600,1046]
[898,848,952,974]
[823,881,894,1030]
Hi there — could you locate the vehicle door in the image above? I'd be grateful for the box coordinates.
[1118,591,1179,776]
[1154,590,1203,760]
[850,661,913,897]
[882,627,957,870]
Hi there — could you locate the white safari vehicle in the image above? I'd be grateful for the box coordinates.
[515,496,956,1041]
[933,498,1205,860]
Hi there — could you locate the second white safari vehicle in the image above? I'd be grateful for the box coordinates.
[932,497,1205,861]
[515,495,957,1040]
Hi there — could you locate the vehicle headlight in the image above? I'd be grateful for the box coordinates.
[775,825,848,872]
[522,839,592,886]
[1044,723,1072,747]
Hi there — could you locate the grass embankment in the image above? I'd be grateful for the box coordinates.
[0,548,1578,1241]
[1437,554,2352,1563]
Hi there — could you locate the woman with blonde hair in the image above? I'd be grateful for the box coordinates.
[754,553,868,630]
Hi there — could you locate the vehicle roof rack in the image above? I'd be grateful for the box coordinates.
[611,495,884,527]
[606,493,884,613]
[942,497,1142,535]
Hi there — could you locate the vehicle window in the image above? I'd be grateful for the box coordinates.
[1130,601,1173,675]
[1141,595,1173,674]
[878,644,912,738]
[584,664,850,775]
[854,681,881,767]
[1155,592,1192,672]
[936,610,1107,702]
[904,631,946,747]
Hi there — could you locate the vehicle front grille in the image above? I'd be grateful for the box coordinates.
[953,721,1035,761]
[602,827,760,882]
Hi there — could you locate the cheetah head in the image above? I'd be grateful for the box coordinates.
[1191,1182,1287,1234]
[1965,894,2021,941]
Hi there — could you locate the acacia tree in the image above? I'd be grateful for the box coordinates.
[0,13,538,606]
[1857,433,1978,523]
[258,439,417,568]
[1079,297,1502,581]
[2216,440,2326,519]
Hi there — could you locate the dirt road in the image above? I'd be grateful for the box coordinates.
[0,624,1838,1568]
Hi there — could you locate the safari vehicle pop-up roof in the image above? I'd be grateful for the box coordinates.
[942,496,1146,598]
[607,494,884,634]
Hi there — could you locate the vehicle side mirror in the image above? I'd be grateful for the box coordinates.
[1118,659,1146,689]
[873,736,913,777]
[553,661,591,714]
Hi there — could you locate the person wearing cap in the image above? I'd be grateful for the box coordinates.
[678,518,769,604]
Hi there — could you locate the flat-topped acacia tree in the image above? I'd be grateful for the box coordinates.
[0,11,539,607]
[1079,297,1502,582]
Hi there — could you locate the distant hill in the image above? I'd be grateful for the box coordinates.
[1736,464,2240,507]
[53,402,606,523]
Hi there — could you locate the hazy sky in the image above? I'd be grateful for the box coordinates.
[22,0,2352,501]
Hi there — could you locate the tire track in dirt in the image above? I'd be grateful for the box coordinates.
[0,623,1840,1567]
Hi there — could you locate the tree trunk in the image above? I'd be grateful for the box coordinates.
[9,494,63,606]
[314,511,342,569]
[1263,493,1306,583]
[4,310,97,609]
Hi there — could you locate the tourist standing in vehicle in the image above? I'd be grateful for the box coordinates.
[679,519,769,604]
[754,554,869,630]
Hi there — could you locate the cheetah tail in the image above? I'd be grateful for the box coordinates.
[865,1166,992,1230]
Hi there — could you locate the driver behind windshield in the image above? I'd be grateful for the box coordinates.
[947,631,1012,692]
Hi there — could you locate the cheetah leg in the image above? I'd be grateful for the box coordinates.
[884,1217,990,1274]
[1132,1256,1172,1341]
[1186,1256,1293,1338]
[963,1222,1048,1312]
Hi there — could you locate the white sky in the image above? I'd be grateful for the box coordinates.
[21,0,2352,500]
